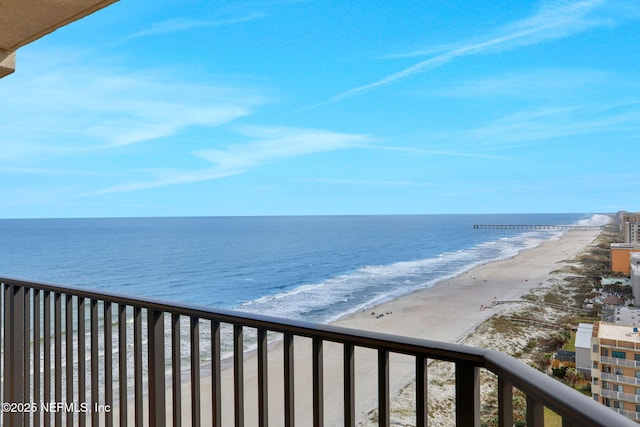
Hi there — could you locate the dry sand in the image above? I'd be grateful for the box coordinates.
[118,227,602,426]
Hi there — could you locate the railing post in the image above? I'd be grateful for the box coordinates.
[43,291,51,427]
[171,313,182,427]
[526,396,544,427]
[91,298,99,427]
[148,309,166,427]
[3,284,25,427]
[78,297,86,427]
[343,343,355,427]
[257,328,269,427]
[234,324,245,427]
[312,338,324,427]
[66,294,74,427]
[497,378,513,427]
[416,355,428,427]
[55,292,62,427]
[284,333,295,427]
[211,320,222,427]
[378,349,389,427]
[455,361,480,427]
[33,289,41,427]
[104,301,113,427]
[190,316,201,427]
[23,288,30,427]
[119,304,128,427]
[0,282,3,412]
[133,306,143,427]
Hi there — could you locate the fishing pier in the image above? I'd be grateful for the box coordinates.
[473,224,602,230]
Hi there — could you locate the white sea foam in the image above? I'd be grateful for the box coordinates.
[234,213,604,325]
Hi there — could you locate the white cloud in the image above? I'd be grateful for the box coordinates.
[358,144,513,160]
[0,58,267,161]
[86,127,370,195]
[326,0,612,103]
[89,101,253,148]
[200,126,369,165]
[298,178,433,187]
[435,68,611,98]
[460,101,640,148]
[0,166,112,176]
[122,0,312,40]
[123,14,264,40]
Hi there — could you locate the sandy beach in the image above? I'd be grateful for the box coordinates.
[119,227,602,425]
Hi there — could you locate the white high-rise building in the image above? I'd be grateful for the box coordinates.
[632,253,640,305]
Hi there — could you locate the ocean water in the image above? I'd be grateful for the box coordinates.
[0,213,610,325]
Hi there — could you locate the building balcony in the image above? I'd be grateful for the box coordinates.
[601,355,640,368]
[0,276,636,427]
[600,371,640,386]
[600,388,640,403]
[612,407,640,421]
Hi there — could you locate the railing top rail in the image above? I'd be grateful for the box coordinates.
[485,351,637,426]
[1,275,636,426]
[0,276,484,363]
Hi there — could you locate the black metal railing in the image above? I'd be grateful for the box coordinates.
[0,276,635,426]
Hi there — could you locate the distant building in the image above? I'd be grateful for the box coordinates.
[591,321,640,420]
[604,296,625,310]
[632,253,640,306]
[625,223,640,244]
[618,211,640,244]
[602,277,632,287]
[611,243,640,275]
[555,349,576,362]
[575,323,593,379]
[611,307,640,326]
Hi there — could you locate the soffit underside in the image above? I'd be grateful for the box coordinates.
[0,0,118,51]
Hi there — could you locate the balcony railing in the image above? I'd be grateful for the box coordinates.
[600,388,640,403]
[613,407,640,421]
[0,276,637,427]
[601,355,640,368]
[600,371,640,386]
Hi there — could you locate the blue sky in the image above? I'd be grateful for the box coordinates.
[2,0,639,218]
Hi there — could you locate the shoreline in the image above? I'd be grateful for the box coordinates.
[118,226,604,425]
[331,228,594,341]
